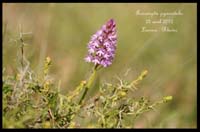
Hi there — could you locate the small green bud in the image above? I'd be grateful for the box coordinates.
[139,70,148,80]
[163,96,173,102]
[119,91,127,97]
[44,56,52,76]
[46,56,51,65]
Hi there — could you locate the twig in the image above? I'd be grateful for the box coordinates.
[48,108,55,128]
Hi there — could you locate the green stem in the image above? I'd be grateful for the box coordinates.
[78,68,97,105]
[78,86,89,105]
[67,66,97,127]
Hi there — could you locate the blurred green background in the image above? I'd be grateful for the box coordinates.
[3,3,196,128]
